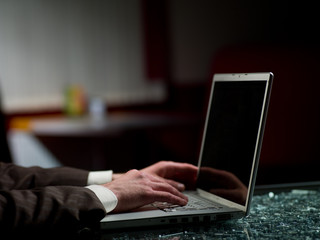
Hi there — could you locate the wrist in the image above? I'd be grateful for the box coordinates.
[112,173,123,180]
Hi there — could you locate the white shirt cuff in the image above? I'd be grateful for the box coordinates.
[86,185,118,213]
[87,170,113,185]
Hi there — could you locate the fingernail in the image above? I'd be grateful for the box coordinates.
[182,198,188,205]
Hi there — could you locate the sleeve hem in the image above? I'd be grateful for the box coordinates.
[85,185,118,213]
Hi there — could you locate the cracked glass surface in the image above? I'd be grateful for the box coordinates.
[103,188,320,239]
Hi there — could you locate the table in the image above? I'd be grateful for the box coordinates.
[31,113,197,137]
[101,184,320,239]
[30,113,201,171]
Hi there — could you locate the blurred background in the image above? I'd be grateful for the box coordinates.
[0,0,319,185]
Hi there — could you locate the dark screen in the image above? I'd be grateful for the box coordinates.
[197,80,267,205]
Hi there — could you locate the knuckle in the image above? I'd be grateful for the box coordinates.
[139,171,150,181]
[158,160,169,167]
[128,169,142,177]
[162,160,173,165]
[128,169,139,174]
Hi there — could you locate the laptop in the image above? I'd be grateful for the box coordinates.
[100,72,273,231]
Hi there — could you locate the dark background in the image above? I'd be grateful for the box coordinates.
[4,0,320,185]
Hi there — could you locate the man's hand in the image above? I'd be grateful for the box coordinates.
[103,169,188,213]
[141,161,198,190]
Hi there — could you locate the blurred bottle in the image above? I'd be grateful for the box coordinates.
[89,97,107,122]
[64,85,87,116]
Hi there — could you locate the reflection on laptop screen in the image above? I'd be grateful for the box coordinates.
[197,80,267,206]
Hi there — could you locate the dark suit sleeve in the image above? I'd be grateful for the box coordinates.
[0,163,107,234]
[0,186,106,233]
[0,162,89,190]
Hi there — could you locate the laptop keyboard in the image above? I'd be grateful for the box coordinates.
[152,193,222,212]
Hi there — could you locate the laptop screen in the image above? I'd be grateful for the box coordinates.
[197,80,268,206]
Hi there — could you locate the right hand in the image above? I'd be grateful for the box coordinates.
[103,169,188,213]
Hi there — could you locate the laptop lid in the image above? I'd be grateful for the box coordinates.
[196,72,273,215]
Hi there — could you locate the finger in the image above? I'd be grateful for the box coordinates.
[163,162,198,179]
[164,179,186,191]
[147,174,186,191]
[152,191,188,206]
[140,172,188,205]
[147,177,189,205]
[164,163,198,188]
[142,172,185,195]
[151,181,188,201]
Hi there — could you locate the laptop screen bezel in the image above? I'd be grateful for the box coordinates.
[196,72,273,214]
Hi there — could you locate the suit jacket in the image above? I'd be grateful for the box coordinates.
[0,162,106,236]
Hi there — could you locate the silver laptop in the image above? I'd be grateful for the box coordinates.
[100,72,273,231]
